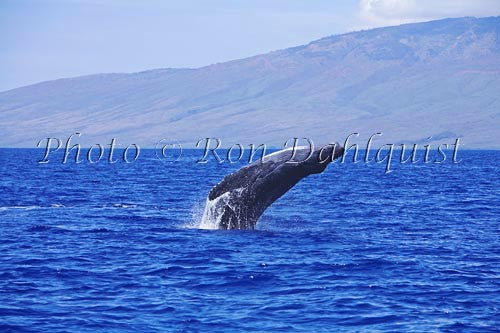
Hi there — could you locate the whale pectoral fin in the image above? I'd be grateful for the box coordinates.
[209,165,255,200]
[219,206,238,230]
[209,162,274,201]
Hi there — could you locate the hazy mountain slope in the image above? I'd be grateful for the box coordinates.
[1,17,499,148]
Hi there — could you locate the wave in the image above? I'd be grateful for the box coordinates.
[0,204,66,211]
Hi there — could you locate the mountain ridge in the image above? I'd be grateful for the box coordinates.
[1,16,499,148]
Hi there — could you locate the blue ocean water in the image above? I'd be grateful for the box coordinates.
[0,148,498,332]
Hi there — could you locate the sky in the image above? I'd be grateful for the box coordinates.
[1,0,499,91]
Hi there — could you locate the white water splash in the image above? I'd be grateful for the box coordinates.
[181,200,205,229]
[198,188,244,230]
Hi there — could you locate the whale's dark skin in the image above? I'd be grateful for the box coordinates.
[206,143,344,230]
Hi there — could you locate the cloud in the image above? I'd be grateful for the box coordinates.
[359,0,500,27]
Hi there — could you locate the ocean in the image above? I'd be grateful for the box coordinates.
[0,148,498,332]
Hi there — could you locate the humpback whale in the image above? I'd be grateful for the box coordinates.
[201,143,344,230]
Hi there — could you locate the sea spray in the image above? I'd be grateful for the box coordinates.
[199,188,244,229]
